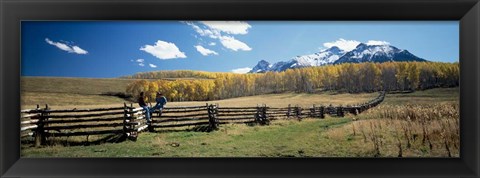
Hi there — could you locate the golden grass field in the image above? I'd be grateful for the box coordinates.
[20,77,460,157]
[21,77,379,109]
[21,77,133,108]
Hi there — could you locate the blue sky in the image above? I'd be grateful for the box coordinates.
[21,21,459,78]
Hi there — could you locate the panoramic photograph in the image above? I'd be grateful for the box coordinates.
[20,21,459,157]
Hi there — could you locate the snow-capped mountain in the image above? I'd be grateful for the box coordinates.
[249,60,272,73]
[249,43,427,73]
[291,46,345,66]
[249,46,345,73]
[334,43,426,64]
[268,61,296,72]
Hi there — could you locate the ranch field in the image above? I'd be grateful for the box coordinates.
[20,77,459,157]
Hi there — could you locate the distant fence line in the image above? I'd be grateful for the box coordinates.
[21,91,386,147]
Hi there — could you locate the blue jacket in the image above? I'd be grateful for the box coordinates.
[154,96,167,109]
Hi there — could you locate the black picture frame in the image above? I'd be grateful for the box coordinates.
[1,0,479,177]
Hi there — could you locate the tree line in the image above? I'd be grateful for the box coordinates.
[125,62,459,102]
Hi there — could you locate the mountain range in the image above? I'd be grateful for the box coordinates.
[249,43,427,73]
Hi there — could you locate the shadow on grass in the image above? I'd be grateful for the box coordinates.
[100,92,133,100]
[21,133,127,147]
[151,125,217,133]
[23,123,266,147]
[150,122,264,134]
[386,90,415,94]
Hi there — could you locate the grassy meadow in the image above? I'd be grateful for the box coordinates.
[20,77,459,157]
[21,77,134,108]
[21,77,379,109]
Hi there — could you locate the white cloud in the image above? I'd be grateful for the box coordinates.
[71,46,88,54]
[184,21,252,52]
[140,40,187,60]
[149,63,157,68]
[194,45,219,56]
[184,21,221,39]
[231,67,252,74]
[219,36,252,51]
[200,21,251,35]
[366,40,390,46]
[209,42,216,46]
[323,38,360,52]
[133,58,145,67]
[45,38,88,55]
[46,38,71,51]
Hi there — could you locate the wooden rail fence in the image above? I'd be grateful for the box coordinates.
[21,91,386,146]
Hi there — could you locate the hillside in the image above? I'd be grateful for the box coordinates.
[21,77,134,108]
[21,77,136,94]
[21,87,459,157]
[21,76,379,109]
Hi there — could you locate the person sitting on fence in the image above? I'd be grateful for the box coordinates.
[151,92,167,116]
[138,92,151,123]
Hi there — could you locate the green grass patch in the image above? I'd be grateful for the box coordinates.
[22,118,356,157]
[20,76,459,158]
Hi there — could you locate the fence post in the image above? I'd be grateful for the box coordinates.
[255,104,269,125]
[263,104,269,125]
[130,105,139,140]
[319,106,325,119]
[255,105,260,123]
[215,103,219,127]
[34,105,47,147]
[295,105,302,120]
[123,103,128,138]
[337,106,345,117]
[214,104,219,129]
[44,104,50,125]
[208,104,218,130]
[123,103,137,140]
[311,104,317,118]
[44,104,50,143]
[287,104,291,118]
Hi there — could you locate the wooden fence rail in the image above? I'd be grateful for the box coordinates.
[21,91,386,146]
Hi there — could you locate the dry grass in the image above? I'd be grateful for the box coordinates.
[22,92,127,108]
[21,77,134,109]
[22,93,378,109]
[22,92,378,110]
[21,77,377,109]
[21,77,133,94]
[383,87,459,106]
[159,92,378,108]
[20,77,460,157]
[325,103,460,157]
